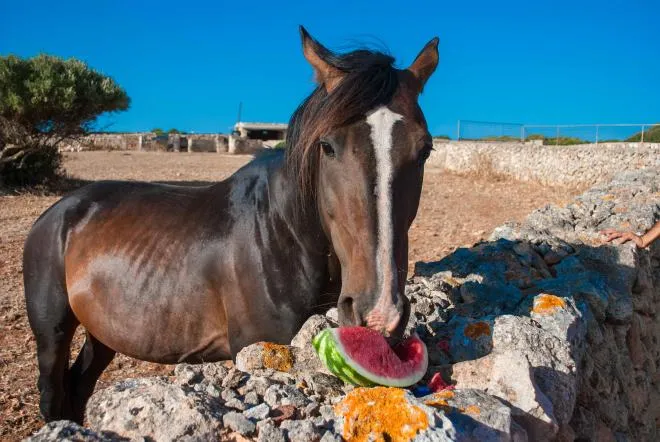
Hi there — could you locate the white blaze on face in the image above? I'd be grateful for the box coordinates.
[365,106,403,331]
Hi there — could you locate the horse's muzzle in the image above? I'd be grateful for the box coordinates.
[338,292,409,338]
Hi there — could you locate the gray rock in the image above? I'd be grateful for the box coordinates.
[25,420,128,442]
[450,350,557,441]
[256,421,287,442]
[279,384,310,408]
[221,388,237,402]
[224,398,247,411]
[300,372,344,397]
[291,314,336,348]
[243,391,260,406]
[320,430,342,442]
[86,377,224,441]
[319,405,336,421]
[244,403,271,421]
[303,401,321,418]
[235,341,325,375]
[242,376,274,396]
[263,384,283,407]
[325,307,339,322]
[174,363,229,387]
[280,419,322,442]
[424,389,516,441]
[222,411,256,436]
[222,368,248,389]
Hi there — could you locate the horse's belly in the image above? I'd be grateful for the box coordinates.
[68,278,231,363]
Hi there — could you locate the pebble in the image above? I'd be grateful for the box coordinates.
[225,398,247,411]
[244,403,271,421]
[256,421,287,442]
[223,411,256,436]
[280,419,322,442]
[243,391,260,406]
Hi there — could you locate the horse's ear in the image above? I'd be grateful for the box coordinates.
[299,26,344,92]
[407,37,439,92]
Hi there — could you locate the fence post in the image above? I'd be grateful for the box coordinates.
[641,125,645,144]
[595,125,599,145]
[556,126,559,146]
[520,126,524,142]
[457,120,461,141]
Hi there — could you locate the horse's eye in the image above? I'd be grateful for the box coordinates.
[319,141,336,158]
[418,144,433,165]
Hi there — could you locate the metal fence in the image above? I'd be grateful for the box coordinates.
[456,120,657,144]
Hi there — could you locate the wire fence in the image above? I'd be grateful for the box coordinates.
[456,120,658,145]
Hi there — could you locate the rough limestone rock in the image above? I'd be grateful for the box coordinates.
[235,315,336,375]
[25,420,127,441]
[421,389,522,441]
[450,350,557,440]
[29,167,659,441]
[86,377,225,441]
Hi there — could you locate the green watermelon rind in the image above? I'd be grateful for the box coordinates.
[312,329,375,386]
[312,328,428,388]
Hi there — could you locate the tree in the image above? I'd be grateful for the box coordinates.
[168,128,180,134]
[151,128,164,136]
[0,54,129,186]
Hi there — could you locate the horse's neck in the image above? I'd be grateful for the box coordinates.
[269,160,328,257]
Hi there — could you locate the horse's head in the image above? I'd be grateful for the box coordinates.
[288,27,439,337]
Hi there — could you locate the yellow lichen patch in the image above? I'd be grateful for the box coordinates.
[424,398,449,408]
[261,342,293,372]
[442,275,462,287]
[424,390,455,408]
[532,293,566,315]
[463,405,481,416]
[464,321,491,339]
[335,387,429,442]
[434,390,455,400]
[600,194,615,201]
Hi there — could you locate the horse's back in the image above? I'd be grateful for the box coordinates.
[25,180,234,362]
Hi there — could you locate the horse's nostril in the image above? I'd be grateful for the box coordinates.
[338,296,361,326]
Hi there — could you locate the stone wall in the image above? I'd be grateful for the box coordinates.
[58,133,145,152]
[429,141,660,186]
[59,133,230,153]
[27,168,659,441]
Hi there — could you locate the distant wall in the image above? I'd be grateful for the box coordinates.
[429,141,660,185]
[59,133,230,153]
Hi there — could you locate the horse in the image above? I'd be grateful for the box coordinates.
[23,26,439,424]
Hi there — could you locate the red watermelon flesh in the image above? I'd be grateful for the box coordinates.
[336,326,428,384]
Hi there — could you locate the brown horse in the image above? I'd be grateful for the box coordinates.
[23,26,439,424]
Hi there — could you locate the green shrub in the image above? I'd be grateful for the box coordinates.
[0,54,129,186]
[481,135,521,142]
[626,125,660,142]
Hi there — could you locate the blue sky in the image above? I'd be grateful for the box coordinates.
[2,0,659,138]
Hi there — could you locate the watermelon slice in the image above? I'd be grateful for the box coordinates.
[312,327,428,387]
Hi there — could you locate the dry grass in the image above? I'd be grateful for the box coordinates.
[0,151,583,440]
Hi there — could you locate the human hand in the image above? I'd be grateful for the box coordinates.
[600,229,644,248]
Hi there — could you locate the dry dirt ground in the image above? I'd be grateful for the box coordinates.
[0,151,582,440]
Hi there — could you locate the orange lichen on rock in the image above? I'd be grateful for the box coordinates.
[424,390,455,408]
[464,321,491,339]
[463,405,481,415]
[433,390,455,400]
[335,387,429,442]
[532,293,566,315]
[424,398,449,408]
[261,342,293,372]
